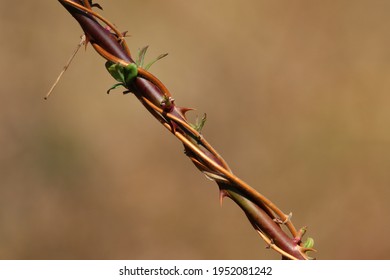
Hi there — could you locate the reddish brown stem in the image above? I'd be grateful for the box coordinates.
[57,0,314,260]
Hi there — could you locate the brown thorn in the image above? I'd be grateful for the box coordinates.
[83,0,91,9]
[219,189,230,206]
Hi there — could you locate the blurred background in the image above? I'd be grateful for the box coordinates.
[1,0,390,259]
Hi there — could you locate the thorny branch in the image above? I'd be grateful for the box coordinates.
[57,0,315,260]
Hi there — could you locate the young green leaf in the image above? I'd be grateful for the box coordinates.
[123,63,138,85]
[303,237,315,249]
[105,62,138,93]
[136,46,149,67]
[144,53,168,70]
[105,61,125,82]
[190,114,207,132]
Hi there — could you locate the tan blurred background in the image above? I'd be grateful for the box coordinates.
[1,0,390,259]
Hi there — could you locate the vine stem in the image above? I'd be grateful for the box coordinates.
[57,0,315,259]
[140,97,298,238]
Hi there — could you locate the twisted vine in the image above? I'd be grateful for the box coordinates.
[56,0,315,260]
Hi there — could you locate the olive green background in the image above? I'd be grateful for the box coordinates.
[1,0,390,259]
